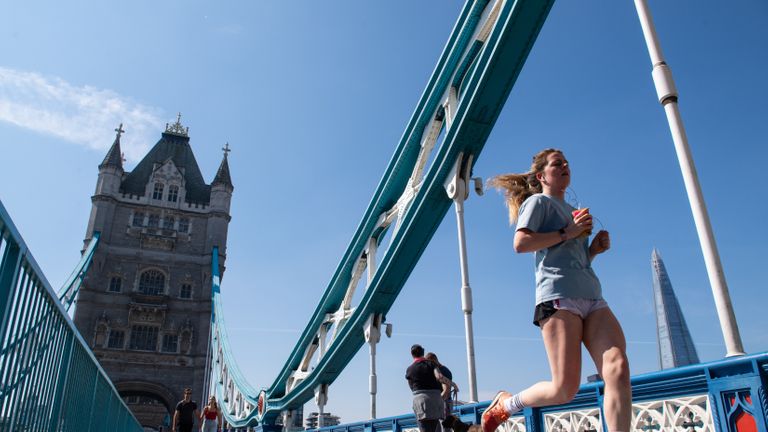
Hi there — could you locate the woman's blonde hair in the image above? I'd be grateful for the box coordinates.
[488,148,562,224]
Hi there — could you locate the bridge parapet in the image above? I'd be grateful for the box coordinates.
[0,200,142,432]
[310,352,767,432]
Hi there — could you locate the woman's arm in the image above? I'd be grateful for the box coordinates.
[433,368,454,399]
[514,212,592,253]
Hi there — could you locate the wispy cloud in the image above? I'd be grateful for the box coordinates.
[0,67,164,162]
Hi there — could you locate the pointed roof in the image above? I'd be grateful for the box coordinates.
[99,124,125,170]
[212,143,233,188]
[120,129,211,203]
[651,249,700,369]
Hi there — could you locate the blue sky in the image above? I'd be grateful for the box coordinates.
[1,0,767,424]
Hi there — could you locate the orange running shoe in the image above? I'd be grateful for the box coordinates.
[481,391,512,432]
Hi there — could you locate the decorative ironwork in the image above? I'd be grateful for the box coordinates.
[544,407,602,431]
[498,416,526,432]
[681,411,704,431]
[165,112,189,136]
[631,395,714,432]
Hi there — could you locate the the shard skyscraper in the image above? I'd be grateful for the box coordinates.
[651,249,700,369]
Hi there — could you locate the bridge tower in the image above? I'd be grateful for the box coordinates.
[73,117,233,429]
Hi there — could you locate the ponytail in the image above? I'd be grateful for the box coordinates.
[488,148,562,224]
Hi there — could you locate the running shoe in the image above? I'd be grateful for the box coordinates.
[481,391,512,432]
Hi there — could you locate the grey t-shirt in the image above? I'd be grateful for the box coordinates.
[516,194,602,304]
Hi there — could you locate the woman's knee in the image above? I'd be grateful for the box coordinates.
[601,348,630,384]
[544,380,580,405]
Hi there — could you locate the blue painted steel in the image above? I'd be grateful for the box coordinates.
[208,247,261,427]
[57,231,100,311]
[261,0,554,420]
[308,352,768,432]
[206,0,557,427]
[0,200,142,432]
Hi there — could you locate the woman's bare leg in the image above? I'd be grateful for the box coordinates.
[519,310,584,406]
[583,307,631,431]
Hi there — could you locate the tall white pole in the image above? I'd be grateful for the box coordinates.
[633,0,744,357]
[454,196,479,402]
[446,155,479,402]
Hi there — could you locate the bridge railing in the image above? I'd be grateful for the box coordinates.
[0,200,142,432]
[313,352,768,432]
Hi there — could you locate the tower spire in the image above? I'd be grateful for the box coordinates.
[212,143,233,187]
[99,123,125,170]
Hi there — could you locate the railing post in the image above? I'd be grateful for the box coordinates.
[0,237,22,346]
[48,331,75,432]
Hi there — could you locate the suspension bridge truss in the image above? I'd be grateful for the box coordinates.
[206,0,556,428]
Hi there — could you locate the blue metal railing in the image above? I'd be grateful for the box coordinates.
[207,247,261,428]
[313,352,768,432]
[0,200,142,432]
[57,231,100,312]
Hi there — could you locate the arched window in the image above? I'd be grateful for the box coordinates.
[138,270,165,295]
[108,276,122,293]
[167,185,179,202]
[152,183,164,200]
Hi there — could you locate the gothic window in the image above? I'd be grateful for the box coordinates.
[129,325,159,351]
[94,323,108,348]
[147,214,159,228]
[180,284,192,299]
[132,212,145,227]
[168,185,179,202]
[108,276,122,293]
[152,183,164,200]
[161,334,179,353]
[107,330,125,349]
[178,218,190,233]
[138,270,165,295]
[179,330,192,354]
[163,216,175,230]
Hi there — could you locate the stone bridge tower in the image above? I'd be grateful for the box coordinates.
[73,116,233,430]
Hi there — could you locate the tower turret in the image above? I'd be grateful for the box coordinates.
[210,143,234,213]
[207,144,234,255]
[95,124,126,196]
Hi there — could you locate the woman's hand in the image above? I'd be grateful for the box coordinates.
[589,230,610,258]
[566,209,593,239]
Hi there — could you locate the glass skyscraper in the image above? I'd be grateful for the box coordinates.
[651,249,700,369]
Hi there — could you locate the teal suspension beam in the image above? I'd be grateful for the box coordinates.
[206,0,557,427]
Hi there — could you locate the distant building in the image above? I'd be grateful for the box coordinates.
[305,411,341,429]
[651,249,700,369]
[73,117,233,429]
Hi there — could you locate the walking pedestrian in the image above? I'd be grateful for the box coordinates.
[172,388,200,432]
[425,352,458,421]
[406,344,454,432]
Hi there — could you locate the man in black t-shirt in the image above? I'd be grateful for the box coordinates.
[406,344,454,432]
[172,388,200,432]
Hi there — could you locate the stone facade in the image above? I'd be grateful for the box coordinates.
[73,119,233,430]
